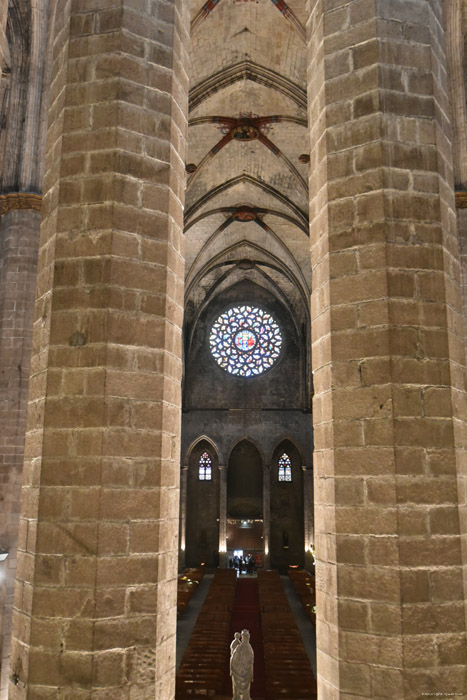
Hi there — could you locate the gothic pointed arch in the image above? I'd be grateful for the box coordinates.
[185,438,220,568]
[184,434,222,466]
[227,439,263,519]
[270,439,304,572]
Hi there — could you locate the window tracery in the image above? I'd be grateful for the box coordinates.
[209,305,282,377]
[278,453,292,481]
[199,452,212,481]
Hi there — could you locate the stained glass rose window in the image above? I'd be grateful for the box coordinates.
[209,305,282,377]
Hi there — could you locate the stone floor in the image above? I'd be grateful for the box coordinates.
[281,574,317,677]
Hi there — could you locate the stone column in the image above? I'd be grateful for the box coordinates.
[218,465,227,567]
[444,0,467,190]
[445,1,467,359]
[9,1,189,698]
[0,2,49,694]
[0,0,7,67]
[307,1,467,698]
[179,465,188,571]
[0,203,41,699]
[302,465,314,571]
[0,0,8,148]
[263,465,270,569]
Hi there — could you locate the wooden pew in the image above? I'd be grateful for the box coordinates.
[258,570,317,700]
[176,569,236,698]
[177,567,205,617]
[288,569,316,625]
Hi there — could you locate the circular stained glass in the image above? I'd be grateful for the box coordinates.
[209,305,282,377]
[234,329,257,351]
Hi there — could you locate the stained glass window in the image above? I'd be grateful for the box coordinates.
[209,305,282,377]
[199,452,212,481]
[278,453,292,482]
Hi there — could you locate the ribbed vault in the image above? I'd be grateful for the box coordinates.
[186,0,310,339]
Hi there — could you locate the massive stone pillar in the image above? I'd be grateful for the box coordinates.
[307,1,467,698]
[444,0,467,191]
[9,1,189,697]
[0,0,6,66]
[0,203,41,700]
[0,11,9,687]
[444,0,467,348]
[0,3,49,695]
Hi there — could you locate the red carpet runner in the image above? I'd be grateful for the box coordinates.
[224,577,266,699]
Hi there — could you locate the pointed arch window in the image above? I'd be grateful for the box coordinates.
[199,452,212,481]
[278,453,292,482]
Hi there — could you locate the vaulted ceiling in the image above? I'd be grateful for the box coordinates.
[185,0,310,327]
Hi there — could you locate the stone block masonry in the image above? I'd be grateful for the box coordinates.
[8,1,189,698]
[1,0,467,697]
[307,0,467,698]
[0,209,41,699]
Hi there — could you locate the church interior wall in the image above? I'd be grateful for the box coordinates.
[227,439,263,519]
[181,410,313,473]
[185,439,220,569]
[0,0,466,698]
[181,267,313,573]
[270,440,305,572]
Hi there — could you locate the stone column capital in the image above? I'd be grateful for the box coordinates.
[455,191,467,208]
[0,192,42,216]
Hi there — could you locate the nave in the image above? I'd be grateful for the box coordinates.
[176,568,317,700]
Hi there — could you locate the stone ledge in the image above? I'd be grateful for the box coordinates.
[455,191,467,208]
[0,192,42,216]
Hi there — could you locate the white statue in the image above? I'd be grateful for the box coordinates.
[230,631,241,657]
[230,629,254,700]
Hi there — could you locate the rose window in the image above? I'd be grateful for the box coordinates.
[209,305,282,377]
